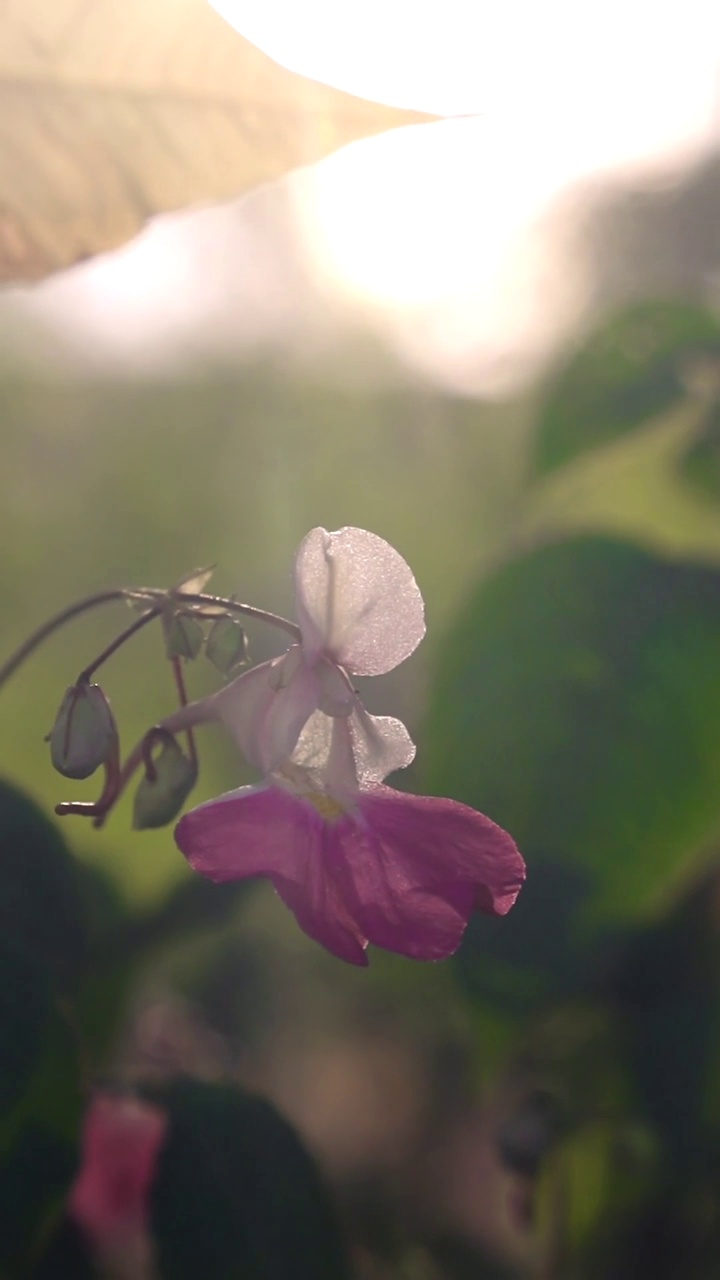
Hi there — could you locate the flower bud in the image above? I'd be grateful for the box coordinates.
[164,614,204,661]
[133,736,198,830]
[205,615,247,674]
[49,683,118,780]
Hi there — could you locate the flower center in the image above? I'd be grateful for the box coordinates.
[303,791,346,822]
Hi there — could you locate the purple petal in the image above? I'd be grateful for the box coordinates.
[294,527,425,676]
[174,785,368,966]
[335,786,526,961]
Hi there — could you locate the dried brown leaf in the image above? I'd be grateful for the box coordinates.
[0,0,432,282]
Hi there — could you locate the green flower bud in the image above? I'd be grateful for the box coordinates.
[133,736,198,830]
[205,615,247,674]
[164,614,204,661]
[49,683,118,780]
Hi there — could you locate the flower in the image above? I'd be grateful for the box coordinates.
[175,709,525,966]
[163,526,426,776]
[68,1093,167,1246]
[167,526,524,964]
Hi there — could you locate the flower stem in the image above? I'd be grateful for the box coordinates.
[0,589,129,689]
[0,587,300,692]
[79,607,161,683]
[170,656,197,769]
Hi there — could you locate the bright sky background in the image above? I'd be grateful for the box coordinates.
[5,0,719,392]
[210,0,719,125]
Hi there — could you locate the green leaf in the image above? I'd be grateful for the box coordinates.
[133,737,197,830]
[0,936,51,1119]
[0,780,87,990]
[422,536,720,921]
[206,616,247,675]
[149,1080,350,1280]
[532,301,720,477]
[680,399,720,501]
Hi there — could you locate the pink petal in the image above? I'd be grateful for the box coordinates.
[334,786,526,960]
[69,1095,167,1242]
[175,785,368,965]
[211,655,321,773]
[294,527,425,676]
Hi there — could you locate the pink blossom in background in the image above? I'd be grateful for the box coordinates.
[68,1093,167,1246]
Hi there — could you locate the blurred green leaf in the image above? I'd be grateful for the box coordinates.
[0,937,50,1119]
[595,868,720,1157]
[532,302,720,477]
[681,400,720,502]
[149,1080,350,1280]
[422,537,720,920]
[0,1124,77,1270]
[5,1005,84,1144]
[535,1119,659,1272]
[0,780,87,990]
[456,859,594,1013]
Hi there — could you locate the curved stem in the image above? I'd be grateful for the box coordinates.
[0,589,129,690]
[0,587,300,693]
[161,590,300,640]
[79,607,161,682]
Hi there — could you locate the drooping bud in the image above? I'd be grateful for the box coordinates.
[48,683,118,780]
[133,734,198,829]
[205,615,247,674]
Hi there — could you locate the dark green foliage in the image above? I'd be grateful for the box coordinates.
[533,301,720,475]
[0,780,87,990]
[149,1080,351,1280]
[456,859,594,1013]
[422,536,720,918]
[0,937,51,1119]
[0,1125,78,1270]
[29,1217,96,1280]
[681,399,720,501]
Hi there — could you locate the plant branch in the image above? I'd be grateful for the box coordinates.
[0,586,300,692]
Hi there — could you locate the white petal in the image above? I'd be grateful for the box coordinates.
[212,657,321,774]
[285,703,416,797]
[289,709,334,776]
[293,527,425,676]
[348,705,416,784]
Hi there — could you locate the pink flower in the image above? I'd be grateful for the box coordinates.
[68,1093,167,1246]
[175,710,525,966]
[167,526,525,964]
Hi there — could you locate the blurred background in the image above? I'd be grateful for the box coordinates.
[2,2,720,1276]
